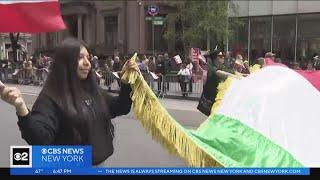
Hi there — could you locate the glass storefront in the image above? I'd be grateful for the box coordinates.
[250,16,272,62]
[229,13,320,65]
[229,18,249,60]
[272,15,296,64]
[297,14,320,62]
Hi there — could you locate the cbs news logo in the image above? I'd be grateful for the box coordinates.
[10,146,32,168]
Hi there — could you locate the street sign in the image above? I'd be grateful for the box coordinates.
[153,20,163,25]
[146,16,164,21]
[148,5,160,56]
[148,5,159,16]
[146,16,164,25]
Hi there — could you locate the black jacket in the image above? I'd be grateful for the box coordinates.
[17,84,132,165]
[197,62,233,116]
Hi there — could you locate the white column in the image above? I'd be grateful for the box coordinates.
[248,17,251,63]
[271,15,273,52]
[294,14,298,63]
[0,42,4,59]
[77,14,83,40]
[96,10,102,45]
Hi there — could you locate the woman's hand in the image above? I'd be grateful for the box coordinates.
[0,81,29,116]
[120,60,140,77]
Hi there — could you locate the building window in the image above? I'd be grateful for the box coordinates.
[82,15,85,41]
[250,16,272,61]
[272,15,296,64]
[63,15,78,38]
[46,33,54,48]
[229,17,249,60]
[297,13,320,63]
[104,16,118,51]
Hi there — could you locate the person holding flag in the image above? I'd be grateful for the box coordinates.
[197,50,238,116]
[0,38,139,166]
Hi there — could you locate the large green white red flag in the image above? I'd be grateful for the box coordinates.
[122,57,320,167]
[196,66,320,166]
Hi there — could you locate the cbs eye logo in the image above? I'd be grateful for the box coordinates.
[10,146,32,168]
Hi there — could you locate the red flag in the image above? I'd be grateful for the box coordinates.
[295,70,320,91]
[0,0,66,33]
[264,58,320,91]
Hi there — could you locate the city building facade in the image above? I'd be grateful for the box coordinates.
[31,0,320,65]
[0,33,32,60]
[229,0,320,64]
[32,0,177,57]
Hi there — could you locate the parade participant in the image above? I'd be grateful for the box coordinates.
[0,38,139,166]
[197,50,237,116]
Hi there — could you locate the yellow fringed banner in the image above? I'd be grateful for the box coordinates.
[121,53,222,167]
[121,54,263,166]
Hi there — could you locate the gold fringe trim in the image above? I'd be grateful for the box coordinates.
[121,55,222,167]
[210,65,262,117]
[250,64,261,73]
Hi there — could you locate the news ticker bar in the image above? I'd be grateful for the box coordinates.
[10,168,310,175]
[7,146,314,176]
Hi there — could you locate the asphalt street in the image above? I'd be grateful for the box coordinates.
[0,84,207,167]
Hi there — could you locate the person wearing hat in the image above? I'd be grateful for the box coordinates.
[264,52,277,66]
[313,55,320,70]
[265,52,275,58]
[197,50,236,116]
[265,52,276,61]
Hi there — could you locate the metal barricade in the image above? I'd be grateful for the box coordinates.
[33,68,49,86]
[102,71,121,92]
[163,74,204,99]
[0,67,10,83]
[16,68,35,85]
[141,72,163,97]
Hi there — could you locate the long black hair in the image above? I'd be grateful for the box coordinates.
[42,38,113,144]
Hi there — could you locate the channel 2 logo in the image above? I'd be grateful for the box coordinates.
[10,146,32,168]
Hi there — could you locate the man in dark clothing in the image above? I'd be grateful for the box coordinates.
[313,55,320,70]
[155,55,165,95]
[0,59,9,83]
[198,51,234,116]
[163,53,171,91]
[113,56,121,72]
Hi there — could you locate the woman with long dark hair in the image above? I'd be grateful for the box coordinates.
[0,38,138,166]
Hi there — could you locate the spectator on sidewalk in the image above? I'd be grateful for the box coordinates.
[313,55,320,70]
[186,57,193,93]
[163,53,171,91]
[155,54,165,95]
[177,63,191,98]
[113,56,121,72]
[307,61,315,71]
[148,56,156,89]
[0,59,9,83]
